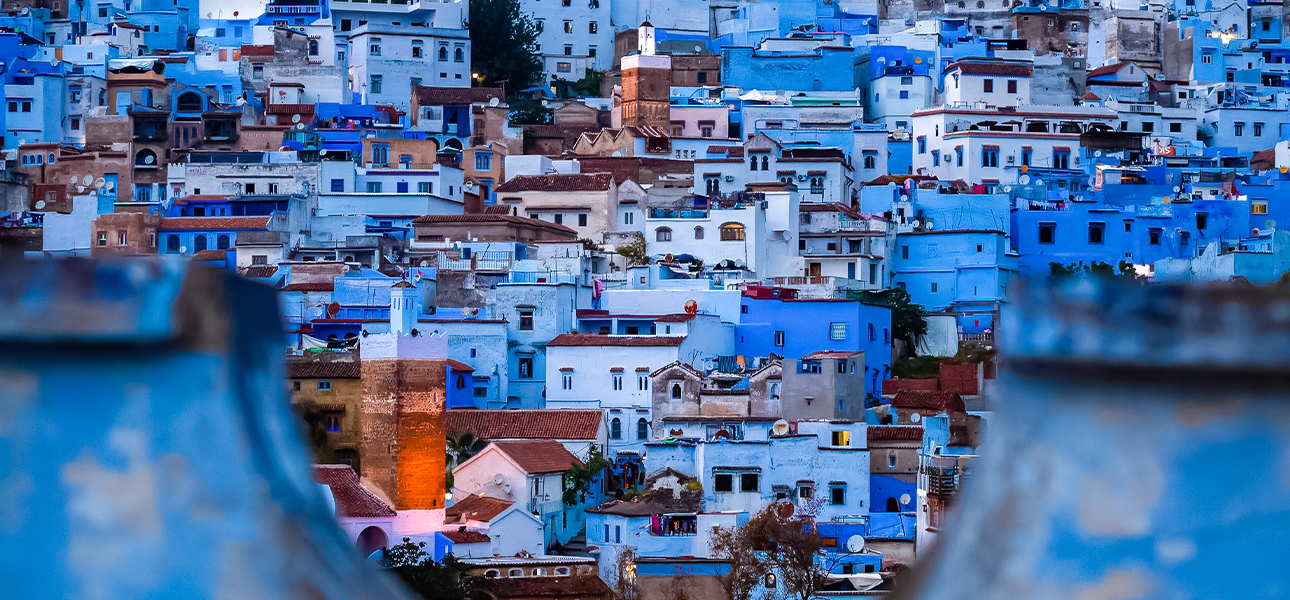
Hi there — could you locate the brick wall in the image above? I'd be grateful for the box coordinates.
[361,359,448,510]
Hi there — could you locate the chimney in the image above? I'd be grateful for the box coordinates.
[390,280,418,335]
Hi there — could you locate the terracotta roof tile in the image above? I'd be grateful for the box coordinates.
[414,85,504,106]
[1086,62,1129,78]
[653,314,695,323]
[546,334,685,347]
[288,356,360,379]
[192,249,228,261]
[411,214,578,235]
[492,440,582,474]
[160,216,272,231]
[1080,92,1101,101]
[948,59,1032,77]
[446,409,603,440]
[446,495,514,523]
[282,282,335,292]
[312,464,395,518]
[867,425,924,442]
[443,529,491,544]
[484,575,612,598]
[495,173,614,193]
[243,265,279,278]
[891,391,965,411]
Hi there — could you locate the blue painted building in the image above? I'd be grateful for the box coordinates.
[721,44,858,92]
[735,292,892,394]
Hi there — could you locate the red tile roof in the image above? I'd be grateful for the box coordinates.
[1086,62,1130,78]
[493,440,582,474]
[546,334,685,347]
[867,425,925,442]
[192,249,228,261]
[312,464,395,518]
[282,282,335,292]
[799,202,863,220]
[446,359,476,372]
[241,44,274,56]
[414,86,504,106]
[484,575,612,598]
[446,495,514,523]
[442,529,491,544]
[1080,92,1101,101]
[495,173,614,193]
[891,391,965,411]
[446,409,603,440]
[411,213,578,234]
[948,60,1032,77]
[288,357,360,379]
[802,351,862,360]
[653,314,695,323]
[243,265,279,278]
[160,216,272,231]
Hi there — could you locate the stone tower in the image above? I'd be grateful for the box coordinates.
[621,21,671,131]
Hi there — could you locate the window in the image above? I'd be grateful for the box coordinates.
[366,182,382,193]
[612,373,623,390]
[714,473,734,492]
[899,90,909,99]
[798,484,814,500]
[832,430,851,446]
[1039,223,1055,244]
[117,231,127,246]
[1255,123,1264,137]
[518,308,534,330]
[369,75,382,94]
[578,214,588,227]
[637,418,649,440]
[830,322,847,340]
[1170,122,1182,133]
[931,282,938,293]
[555,567,570,577]
[1007,80,1017,93]
[917,137,926,154]
[589,21,598,33]
[330,179,344,192]
[1234,122,1244,137]
[864,155,876,169]
[610,417,622,439]
[1088,223,1105,244]
[318,381,332,391]
[1196,213,1208,230]
[418,182,432,193]
[1053,150,1070,169]
[564,44,573,56]
[809,177,825,194]
[694,226,705,240]
[982,148,998,167]
[561,372,573,390]
[1202,52,1214,64]
[830,484,846,505]
[508,568,523,577]
[740,473,759,492]
[1142,122,1154,133]
[563,20,573,33]
[518,357,534,378]
[638,373,649,390]
[1149,228,1162,245]
[720,223,745,241]
[474,151,493,171]
[624,212,634,225]
[1180,231,1190,246]
[412,45,423,58]
[71,117,80,130]
[955,147,963,166]
[167,235,180,253]
[454,48,464,62]
[1253,201,1269,215]
[217,235,230,250]
[325,415,340,432]
[774,331,785,347]
[671,382,682,400]
[656,227,672,242]
[97,232,107,246]
[983,78,993,93]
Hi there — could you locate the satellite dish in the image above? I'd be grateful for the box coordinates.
[540,100,549,107]
[207,11,213,17]
[235,97,246,106]
[1094,150,1103,157]
[911,412,922,423]
[713,428,731,440]
[20,6,28,14]
[105,182,115,192]
[911,220,920,228]
[846,535,866,553]
[82,175,93,186]
[76,185,85,193]
[292,113,301,123]
[233,10,239,16]
[68,175,78,184]
[1033,179,1044,186]
[326,302,341,318]
[462,307,471,317]
[319,149,328,156]
[144,154,155,165]
[1267,219,1277,229]
[471,308,479,316]
[776,502,795,519]
[35,200,45,209]
[488,97,500,107]
[94,178,105,189]
[772,419,790,436]
[179,246,188,253]
[684,299,698,315]
[296,123,307,130]
[493,473,505,485]
[900,493,912,506]
[413,271,423,282]
[313,306,324,317]
[1172,186,1180,193]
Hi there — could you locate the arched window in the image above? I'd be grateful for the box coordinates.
[309,40,319,56]
[356,526,388,555]
[656,227,672,242]
[637,417,649,440]
[193,235,207,252]
[47,153,55,164]
[694,226,704,240]
[454,47,464,62]
[485,570,501,578]
[134,149,157,167]
[671,383,681,399]
[864,155,876,169]
[176,91,203,113]
[457,374,466,388]
[958,1,965,6]
[976,0,984,7]
[439,46,449,61]
[216,234,230,250]
[760,156,769,170]
[554,567,571,576]
[720,222,746,241]
[749,157,758,171]
[508,568,524,577]
[766,573,777,587]
[166,235,180,253]
[610,417,622,439]
[887,497,900,512]
[98,89,106,106]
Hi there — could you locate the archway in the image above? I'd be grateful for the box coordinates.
[886,497,900,512]
[357,526,388,555]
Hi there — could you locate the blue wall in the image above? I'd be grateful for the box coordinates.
[735,297,892,394]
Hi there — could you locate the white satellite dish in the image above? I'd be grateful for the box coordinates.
[1094,150,1103,157]
[76,185,85,193]
[292,113,301,123]
[493,473,505,485]
[68,175,78,184]
[900,493,912,506]
[1018,174,1031,185]
[1172,186,1180,193]
[488,97,500,107]
[144,154,155,165]
[313,306,324,317]
[104,182,115,192]
[845,535,866,553]
[296,123,306,130]
[82,175,93,186]
[35,200,46,209]
[179,246,188,253]
[911,412,922,423]
[462,306,471,316]
[94,177,105,189]
[319,149,328,156]
[772,419,790,436]
[911,220,920,228]
[1034,179,1044,186]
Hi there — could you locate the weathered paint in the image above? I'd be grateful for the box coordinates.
[899,279,1290,600]
[0,260,410,599]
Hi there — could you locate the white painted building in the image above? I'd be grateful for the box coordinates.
[644,184,803,278]
[451,440,587,548]
[346,23,471,108]
[942,58,1033,108]
[522,0,613,81]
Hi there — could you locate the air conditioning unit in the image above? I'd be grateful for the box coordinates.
[1007,155,1016,163]
[796,174,807,181]
[724,175,734,182]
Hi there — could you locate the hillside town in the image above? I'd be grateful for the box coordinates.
[0,0,1288,596]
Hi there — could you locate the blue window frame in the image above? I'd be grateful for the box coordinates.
[330,179,344,192]
[982,148,998,167]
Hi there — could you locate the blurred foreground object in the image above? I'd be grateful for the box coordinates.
[0,260,410,600]
[901,279,1290,599]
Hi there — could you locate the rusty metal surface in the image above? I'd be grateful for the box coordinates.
[898,279,1290,600]
[0,259,411,599]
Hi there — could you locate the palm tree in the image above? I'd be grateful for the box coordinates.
[447,432,487,468]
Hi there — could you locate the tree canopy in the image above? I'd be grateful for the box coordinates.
[469,0,543,98]
[382,538,485,600]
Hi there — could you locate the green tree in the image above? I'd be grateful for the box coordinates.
[742,500,833,600]
[562,444,610,505]
[382,538,486,600]
[616,237,649,267]
[446,431,488,489]
[1049,260,1141,280]
[852,287,927,357]
[709,522,770,600]
[291,400,335,465]
[469,0,542,97]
